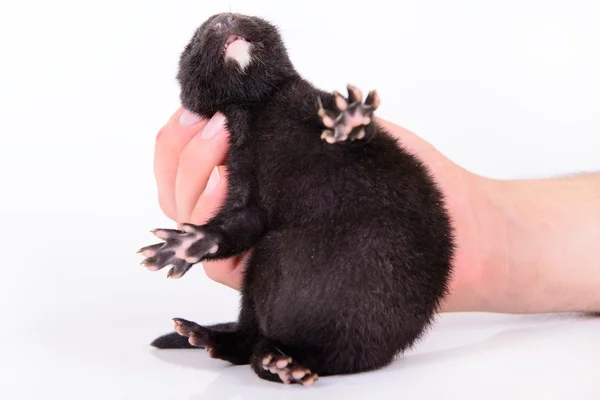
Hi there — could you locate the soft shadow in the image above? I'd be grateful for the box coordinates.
[433,311,592,330]
[151,348,335,399]
[149,313,598,400]
[187,368,337,400]
[150,348,232,371]
[393,313,597,371]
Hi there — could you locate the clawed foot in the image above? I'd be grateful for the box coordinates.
[137,224,219,279]
[318,83,380,144]
[262,353,318,385]
[172,318,214,355]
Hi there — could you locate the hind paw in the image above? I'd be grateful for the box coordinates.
[261,354,318,385]
[172,318,215,355]
[318,84,380,144]
[137,224,219,279]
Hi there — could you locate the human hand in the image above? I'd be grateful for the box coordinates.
[153,107,250,289]
[153,107,504,311]
[374,119,505,313]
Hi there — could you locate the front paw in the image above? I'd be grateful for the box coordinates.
[137,224,219,279]
[318,83,380,144]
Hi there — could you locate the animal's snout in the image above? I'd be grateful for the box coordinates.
[214,14,234,32]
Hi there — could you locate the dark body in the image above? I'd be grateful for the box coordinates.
[144,13,454,384]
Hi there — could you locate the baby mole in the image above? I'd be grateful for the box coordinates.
[139,12,455,385]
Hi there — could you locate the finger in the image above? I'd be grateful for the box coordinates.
[175,112,230,224]
[189,166,228,225]
[154,107,208,221]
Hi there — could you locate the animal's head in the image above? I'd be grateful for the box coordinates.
[177,13,297,116]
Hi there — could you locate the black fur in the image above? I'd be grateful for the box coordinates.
[151,332,195,349]
[146,13,455,384]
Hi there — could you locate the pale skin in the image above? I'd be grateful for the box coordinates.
[154,107,600,314]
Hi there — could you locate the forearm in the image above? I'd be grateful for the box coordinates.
[487,173,600,313]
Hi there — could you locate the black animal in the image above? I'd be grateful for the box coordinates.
[139,13,454,385]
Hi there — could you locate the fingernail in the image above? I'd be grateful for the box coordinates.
[179,109,202,126]
[201,112,226,139]
[203,167,221,195]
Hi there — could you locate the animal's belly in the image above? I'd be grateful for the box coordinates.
[246,225,407,340]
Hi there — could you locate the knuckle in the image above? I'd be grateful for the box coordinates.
[178,144,196,166]
[178,136,206,167]
[155,125,171,145]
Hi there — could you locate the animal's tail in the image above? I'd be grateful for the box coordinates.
[150,332,197,349]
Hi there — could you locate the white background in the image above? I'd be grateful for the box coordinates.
[1,0,599,399]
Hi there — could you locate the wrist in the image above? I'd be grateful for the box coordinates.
[448,174,600,314]
[487,176,600,313]
[439,173,511,313]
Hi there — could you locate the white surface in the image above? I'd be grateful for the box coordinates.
[0,0,599,399]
